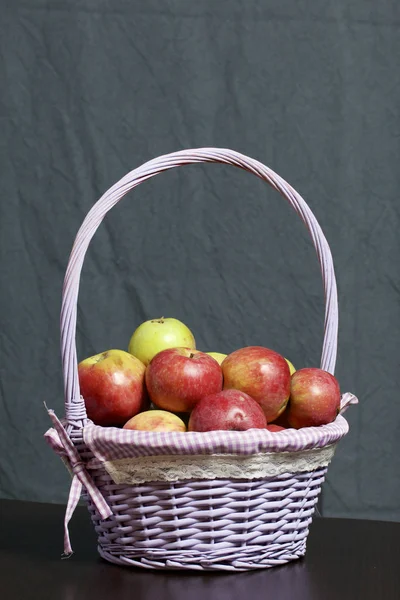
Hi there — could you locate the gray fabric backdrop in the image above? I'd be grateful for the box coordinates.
[1,1,399,521]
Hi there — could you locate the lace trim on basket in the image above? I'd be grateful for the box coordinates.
[103,444,337,484]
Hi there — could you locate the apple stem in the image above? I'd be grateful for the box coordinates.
[189,353,195,359]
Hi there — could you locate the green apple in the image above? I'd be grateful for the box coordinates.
[285,358,296,375]
[128,317,196,366]
[206,352,227,366]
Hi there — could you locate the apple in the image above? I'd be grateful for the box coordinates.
[145,348,223,413]
[188,389,267,432]
[287,368,341,428]
[128,317,195,366]
[222,346,291,422]
[285,358,296,375]
[78,349,148,426]
[123,410,186,432]
[206,352,227,365]
[270,409,291,428]
[266,424,286,432]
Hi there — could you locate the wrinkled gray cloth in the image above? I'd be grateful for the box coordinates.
[1,1,399,521]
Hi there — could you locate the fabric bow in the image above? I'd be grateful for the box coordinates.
[45,407,112,557]
[339,392,358,414]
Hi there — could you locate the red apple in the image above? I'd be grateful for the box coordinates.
[287,368,341,428]
[188,389,267,432]
[78,349,148,426]
[266,424,286,432]
[222,346,291,422]
[145,348,223,413]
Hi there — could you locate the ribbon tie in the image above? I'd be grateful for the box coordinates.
[339,392,358,414]
[45,408,112,558]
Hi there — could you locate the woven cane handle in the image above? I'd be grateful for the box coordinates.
[61,148,338,423]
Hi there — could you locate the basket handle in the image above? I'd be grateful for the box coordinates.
[61,148,338,424]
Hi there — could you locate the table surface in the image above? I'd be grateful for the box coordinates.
[0,500,399,600]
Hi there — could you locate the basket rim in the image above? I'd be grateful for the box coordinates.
[81,414,349,460]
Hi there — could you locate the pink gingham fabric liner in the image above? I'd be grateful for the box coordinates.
[45,395,356,465]
[83,413,350,462]
[45,393,356,464]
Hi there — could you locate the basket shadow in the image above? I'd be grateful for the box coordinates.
[71,555,315,600]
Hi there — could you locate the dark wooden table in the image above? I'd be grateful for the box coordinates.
[0,499,399,599]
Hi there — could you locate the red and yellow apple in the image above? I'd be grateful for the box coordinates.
[188,389,267,432]
[287,368,341,428]
[222,346,291,422]
[123,410,186,432]
[145,347,223,413]
[266,424,286,432]
[128,317,195,366]
[285,358,296,376]
[205,352,227,365]
[78,349,148,426]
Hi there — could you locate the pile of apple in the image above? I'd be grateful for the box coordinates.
[78,317,341,433]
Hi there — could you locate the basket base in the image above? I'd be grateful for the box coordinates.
[97,539,307,572]
[83,463,325,572]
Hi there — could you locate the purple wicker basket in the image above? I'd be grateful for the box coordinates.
[45,148,357,571]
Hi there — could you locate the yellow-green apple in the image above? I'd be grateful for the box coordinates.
[188,389,267,432]
[145,348,223,413]
[78,349,148,426]
[128,317,195,366]
[285,358,296,375]
[287,368,341,428]
[266,424,286,432]
[205,352,227,365]
[222,346,291,422]
[123,410,186,432]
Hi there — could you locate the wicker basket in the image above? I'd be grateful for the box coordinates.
[45,148,357,571]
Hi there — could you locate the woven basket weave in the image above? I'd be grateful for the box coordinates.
[45,148,357,571]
